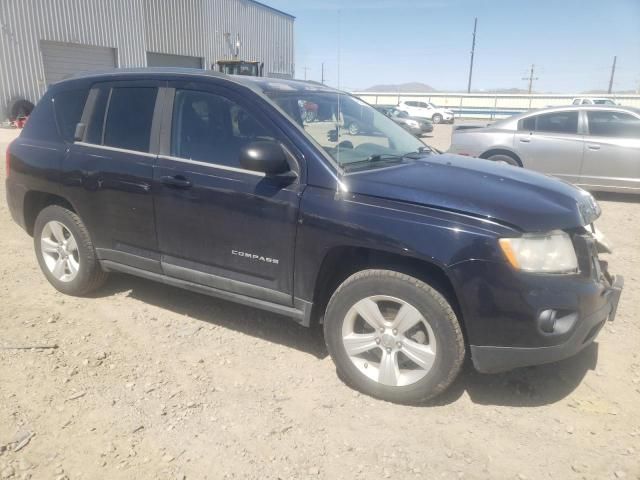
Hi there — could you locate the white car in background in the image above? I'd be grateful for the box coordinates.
[572,97,618,106]
[397,100,455,124]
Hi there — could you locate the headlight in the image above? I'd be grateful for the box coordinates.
[499,230,578,273]
[406,120,419,127]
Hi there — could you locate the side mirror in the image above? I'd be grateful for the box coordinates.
[74,122,86,142]
[239,140,290,175]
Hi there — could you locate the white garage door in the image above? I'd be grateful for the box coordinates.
[146,52,203,69]
[40,41,117,85]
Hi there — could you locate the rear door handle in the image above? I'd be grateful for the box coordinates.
[520,137,531,143]
[587,144,601,150]
[160,175,192,189]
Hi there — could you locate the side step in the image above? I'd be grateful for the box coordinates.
[100,260,312,326]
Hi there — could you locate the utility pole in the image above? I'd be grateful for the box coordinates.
[522,64,539,94]
[321,62,325,84]
[466,17,477,93]
[303,65,310,81]
[607,55,617,94]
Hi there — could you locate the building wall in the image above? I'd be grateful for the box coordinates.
[0,0,294,117]
[354,92,640,119]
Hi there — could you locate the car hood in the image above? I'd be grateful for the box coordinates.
[343,154,600,231]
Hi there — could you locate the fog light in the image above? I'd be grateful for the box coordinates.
[538,309,557,333]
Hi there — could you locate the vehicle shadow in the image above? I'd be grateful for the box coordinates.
[95,272,598,407]
[593,191,640,204]
[94,273,328,359]
[432,343,598,407]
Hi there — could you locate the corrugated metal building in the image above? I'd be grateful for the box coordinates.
[0,0,295,118]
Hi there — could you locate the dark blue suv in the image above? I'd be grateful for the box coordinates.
[5,69,623,403]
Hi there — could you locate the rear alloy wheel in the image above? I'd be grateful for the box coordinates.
[324,270,465,404]
[34,205,108,296]
[40,221,80,283]
[348,122,360,135]
[432,114,443,124]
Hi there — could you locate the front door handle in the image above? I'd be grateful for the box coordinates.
[587,144,601,150]
[520,137,531,143]
[160,175,192,189]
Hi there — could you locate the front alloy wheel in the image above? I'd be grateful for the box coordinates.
[324,270,465,404]
[342,295,437,387]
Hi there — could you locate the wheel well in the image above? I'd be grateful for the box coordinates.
[23,191,75,236]
[311,246,467,341]
[479,149,522,166]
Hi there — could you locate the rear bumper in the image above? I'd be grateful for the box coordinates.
[471,275,624,373]
[5,179,26,230]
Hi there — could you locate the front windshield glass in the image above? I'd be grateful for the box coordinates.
[266,91,425,169]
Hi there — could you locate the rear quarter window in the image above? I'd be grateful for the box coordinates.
[53,88,89,142]
[19,93,60,142]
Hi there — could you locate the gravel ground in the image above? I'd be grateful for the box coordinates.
[1,125,639,480]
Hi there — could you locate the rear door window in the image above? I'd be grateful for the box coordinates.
[587,110,640,138]
[85,88,110,145]
[518,116,536,131]
[103,87,157,152]
[533,111,579,134]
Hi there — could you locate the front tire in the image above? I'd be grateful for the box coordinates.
[348,122,360,135]
[34,205,108,296]
[324,270,465,404]
[432,113,443,124]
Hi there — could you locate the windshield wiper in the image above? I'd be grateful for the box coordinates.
[343,154,404,169]
[402,146,435,157]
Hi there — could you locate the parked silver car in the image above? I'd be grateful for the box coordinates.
[449,105,640,193]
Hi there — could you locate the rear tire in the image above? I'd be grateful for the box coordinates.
[324,269,465,404]
[432,114,443,124]
[33,205,108,296]
[348,122,360,135]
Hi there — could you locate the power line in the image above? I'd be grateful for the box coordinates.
[521,64,539,94]
[466,17,477,93]
[608,55,617,94]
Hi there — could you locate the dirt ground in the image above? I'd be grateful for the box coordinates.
[1,125,639,480]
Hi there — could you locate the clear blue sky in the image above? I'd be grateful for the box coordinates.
[266,0,640,93]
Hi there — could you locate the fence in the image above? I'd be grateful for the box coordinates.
[352,92,640,119]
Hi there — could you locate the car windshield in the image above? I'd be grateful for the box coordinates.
[266,91,426,169]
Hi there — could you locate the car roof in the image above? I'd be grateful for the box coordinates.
[51,67,341,95]
[494,104,640,126]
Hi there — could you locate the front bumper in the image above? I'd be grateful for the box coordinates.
[449,234,624,375]
[471,274,623,373]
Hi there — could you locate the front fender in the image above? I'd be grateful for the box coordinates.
[294,186,518,303]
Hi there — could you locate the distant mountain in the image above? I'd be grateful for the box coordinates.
[474,88,530,94]
[364,82,437,92]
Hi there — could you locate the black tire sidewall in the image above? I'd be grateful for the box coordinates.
[324,271,464,404]
[432,114,442,124]
[33,206,100,296]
